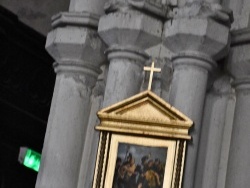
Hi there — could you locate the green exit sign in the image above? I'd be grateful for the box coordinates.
[18,147,41,172]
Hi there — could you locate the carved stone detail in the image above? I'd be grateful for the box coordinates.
[46,13,107,81]
[104,0,168,18]
[164,2,233,61]
[98,9,162,50]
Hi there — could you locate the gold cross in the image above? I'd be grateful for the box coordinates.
[144,61,161,91]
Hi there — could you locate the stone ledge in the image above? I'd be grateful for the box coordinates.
[231,28,250,46]
[51,12,100,29]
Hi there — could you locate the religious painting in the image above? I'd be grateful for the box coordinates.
[104,134,176,188]
[92,90,192,188]
[113,143,167,188]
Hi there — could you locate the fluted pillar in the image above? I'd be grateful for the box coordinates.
[35,2,106,187]
[163,2,232,188]
[226,29,250,188]
[98,0,168,107]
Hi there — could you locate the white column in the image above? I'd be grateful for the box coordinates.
[163,2,232,188]
[169,53,215,188]
[216,92,235,188]
[195,75,234,188]
[77,65,107,188]
[98,0,167,107]
[102,48,149,107]
[35,1,106,187]
[226,30,250,188]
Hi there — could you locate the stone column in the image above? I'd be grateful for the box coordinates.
[225,29,250,188]
[163,2,232,188]
[98,0,168,107]
[216,89,235,188]
[195,75,234,188]
[35,3,106,188]
[77,65,107,188]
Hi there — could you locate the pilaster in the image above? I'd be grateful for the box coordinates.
[195,75,235,188]
[77,65,107,188]
[163,2,233,188]
[225,28,250,188]
[35,8,106,188]
[98,0,168,107]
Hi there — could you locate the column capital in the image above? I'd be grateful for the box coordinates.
[227,29,250,89]
[98,9,163,50]
[46,12,106,79]
[163,2,233,61]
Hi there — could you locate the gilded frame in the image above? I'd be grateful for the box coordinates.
[105,134,176,188]
[92,91,192,188]
[93,133,187,188]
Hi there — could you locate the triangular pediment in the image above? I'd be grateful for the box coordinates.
[96,91,192,139]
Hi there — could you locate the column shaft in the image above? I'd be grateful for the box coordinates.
[225,32,250,188]
[169,56,212,188]
[98,1,166,105]
[170,67,208,119]
[195,76,234,188]
[103,53,145,107]
[36,5,106,187]
[226,83,250,188]
[77,66,107,188]
[163,3,232,187]
[36,73,94,188]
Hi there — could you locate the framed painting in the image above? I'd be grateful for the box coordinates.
[104,134,176,188]
[92,91,192,188]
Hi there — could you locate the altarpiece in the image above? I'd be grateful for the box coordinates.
[92,89,192,188]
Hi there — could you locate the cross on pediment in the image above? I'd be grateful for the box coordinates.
[144,61,161,91]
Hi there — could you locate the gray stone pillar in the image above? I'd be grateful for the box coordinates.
[98,0,168,107]
[102,47,149,107]
[195,75,234,188]
[35,7,106,188]
[225,29,250,188]
[77,65,107,188]
[163,2,232,188]
[216,89,235,188]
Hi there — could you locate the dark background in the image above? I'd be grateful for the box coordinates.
[0,6,55,187]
